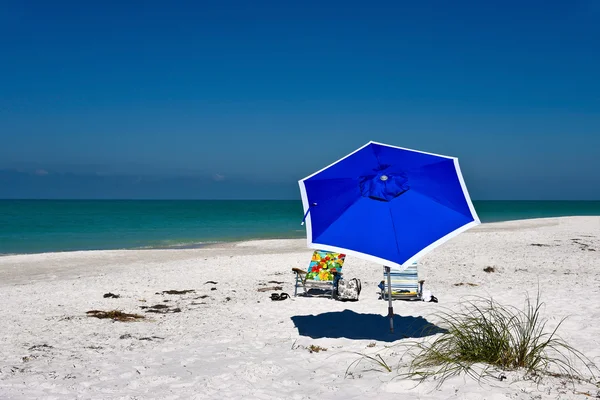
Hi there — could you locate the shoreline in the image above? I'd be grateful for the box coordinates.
[0,233,306,257]
[0,215,595,259]
[0,231,307,257]
[3,199,600,256]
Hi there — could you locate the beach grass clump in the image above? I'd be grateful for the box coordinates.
[86,310,145,322]
[406,294,596,384]
[308,345,328,353]
[346,352,392,375]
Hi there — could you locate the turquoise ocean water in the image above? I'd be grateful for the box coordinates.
[1,200,599,255]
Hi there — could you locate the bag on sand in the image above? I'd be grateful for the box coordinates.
[336,278,361,301]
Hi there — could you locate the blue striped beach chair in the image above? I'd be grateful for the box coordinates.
[380,262,425,301]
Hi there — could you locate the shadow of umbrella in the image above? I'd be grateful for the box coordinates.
[291,309,447,342]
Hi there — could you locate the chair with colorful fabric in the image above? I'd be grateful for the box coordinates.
[379,262,425,301]
[292,250,346,298]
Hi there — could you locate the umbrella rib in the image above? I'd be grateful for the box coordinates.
[303,178,360,218]
[311,195,363,243]
[387,204,402,259]
[304,177,357,184]
[371,143,383,168]
[408,187,474,219]
[405,158,450,171]
[396,160,454,178]
[377,156,452,176]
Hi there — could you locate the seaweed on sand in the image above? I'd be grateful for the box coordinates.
[160,289,195,295]
[86,310,145,322]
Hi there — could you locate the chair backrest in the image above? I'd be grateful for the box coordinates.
[306,250,346,281]
[384,262,419,294]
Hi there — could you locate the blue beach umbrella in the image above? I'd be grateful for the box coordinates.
[299,141,480,332]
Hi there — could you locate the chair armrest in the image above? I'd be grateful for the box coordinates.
[292,267,307,275]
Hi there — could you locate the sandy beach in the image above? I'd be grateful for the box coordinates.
[1,216,599,399]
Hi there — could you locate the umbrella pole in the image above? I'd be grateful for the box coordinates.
[385,266,394,333]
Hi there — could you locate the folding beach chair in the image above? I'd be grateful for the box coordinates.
[292,250,345,298]
[380,262,425,301]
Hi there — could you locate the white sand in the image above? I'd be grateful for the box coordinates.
[1,217,599,399]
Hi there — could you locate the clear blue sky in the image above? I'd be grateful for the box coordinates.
[1,0,599,199]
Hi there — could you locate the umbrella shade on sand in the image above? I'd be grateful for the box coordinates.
[299,141,480,332]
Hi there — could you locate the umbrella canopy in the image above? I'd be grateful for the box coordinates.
[299,141,480,270]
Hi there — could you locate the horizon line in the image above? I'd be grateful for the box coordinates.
[1,198,600,202]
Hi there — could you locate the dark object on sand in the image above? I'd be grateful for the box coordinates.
[270,292,290,301]
[86,310,145,322]
[211,288,217,291]
[29,344,53,351]
[139,336,164,341]
[140,304,181,314]
[146,307,181,314]
[483,266,496,273]
[204,281,218,285]
[103,293,120,298]
[257,286,283,292]
[161,290,195,295]
[140,304,169,310]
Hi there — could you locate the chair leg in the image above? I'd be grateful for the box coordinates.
[294,274,299,297]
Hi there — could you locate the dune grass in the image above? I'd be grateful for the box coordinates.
[346,352,393,375]
[404,294,596,385]
[344,293,596,387]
